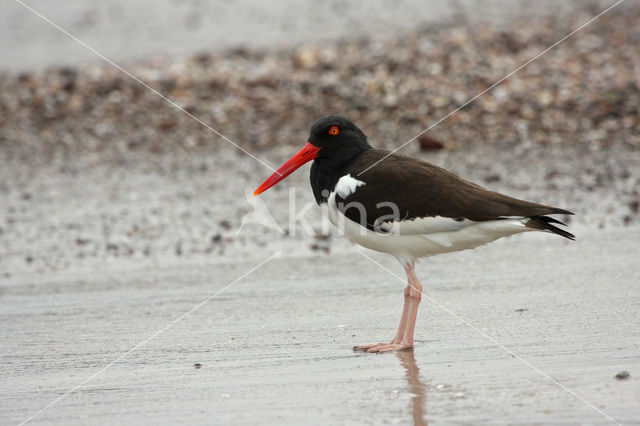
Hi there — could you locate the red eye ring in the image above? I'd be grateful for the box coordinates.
[328,126,340,136]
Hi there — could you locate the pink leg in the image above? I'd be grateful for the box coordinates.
[355,262,423,353]
[392,285,411,343]
[400,264,422,347]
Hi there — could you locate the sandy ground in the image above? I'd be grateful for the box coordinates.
[1,143,639,424]
[1,227,639,425]
[1,138,639,276]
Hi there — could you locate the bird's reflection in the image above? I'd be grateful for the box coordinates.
[397,349,427,426]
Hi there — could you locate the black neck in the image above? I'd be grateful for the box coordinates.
[310,147,370,204]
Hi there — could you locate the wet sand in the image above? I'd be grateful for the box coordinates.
[1,134,639,424]
[1,226,639,424]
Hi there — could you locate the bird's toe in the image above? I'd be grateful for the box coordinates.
[367,343,413,353]
[353,342,388,351]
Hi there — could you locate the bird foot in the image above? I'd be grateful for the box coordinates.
[353,342,413,353]
[353,342,387,351]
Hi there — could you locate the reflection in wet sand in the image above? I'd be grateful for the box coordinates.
[397,349,427,426]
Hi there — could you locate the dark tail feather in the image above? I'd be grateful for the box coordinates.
[549,207,574,216]
[526,216,575,240]
[535,215,566,226]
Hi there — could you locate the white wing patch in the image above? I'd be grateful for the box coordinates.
[380,216,476,235]
[335,174,365,198]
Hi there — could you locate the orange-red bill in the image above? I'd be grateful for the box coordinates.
[253,142,321,196]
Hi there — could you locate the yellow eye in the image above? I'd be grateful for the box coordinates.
[328,126,340,136]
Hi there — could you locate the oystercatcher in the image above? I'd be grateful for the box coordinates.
[254,115,574,353]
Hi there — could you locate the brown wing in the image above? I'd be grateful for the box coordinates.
[339,150,573,226]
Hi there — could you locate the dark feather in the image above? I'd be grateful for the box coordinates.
[526,216,575,240]
[336,150,574,235]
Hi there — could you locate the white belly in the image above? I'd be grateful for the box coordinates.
[327,190,534,265]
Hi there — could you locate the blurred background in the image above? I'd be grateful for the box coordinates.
[1,0,638,275]
[2,2,640,425]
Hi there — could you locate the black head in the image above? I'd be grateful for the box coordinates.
[308,115,372,163]
[253,115,371,197]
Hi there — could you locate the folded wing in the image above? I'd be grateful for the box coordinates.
[336,150,574,239]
